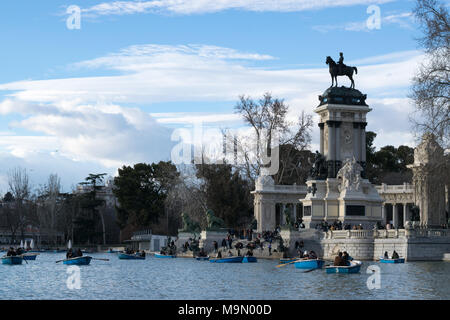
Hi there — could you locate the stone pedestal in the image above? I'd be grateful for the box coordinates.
[199,230,228,252]
[301,159,384,230]
[175,231,199,251]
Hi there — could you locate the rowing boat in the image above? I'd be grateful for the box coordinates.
[154,253,176,258]
[1,256,23,265]
[294,258,325,269]
[118,253,146,260]
[209,256,243,263]
[380,257,405,263]
[325,260,362,274]
[242,256,257,263]
[195,256,210,261]
[62,256,92,265]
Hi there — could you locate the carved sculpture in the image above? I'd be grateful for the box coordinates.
[205,209,225,230]
[336,157,363,192]
[180,212,201,233]
[310,151,327,180]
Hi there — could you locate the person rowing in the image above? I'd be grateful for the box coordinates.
[6,247,16,257]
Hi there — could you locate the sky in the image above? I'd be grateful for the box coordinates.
[0,0,429,192]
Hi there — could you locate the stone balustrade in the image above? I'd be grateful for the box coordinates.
[325,228,449,239]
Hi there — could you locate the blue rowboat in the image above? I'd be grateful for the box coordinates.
[279,258,297,264]
[294,259,325,269]
[195,256,210,261]
[118,253,145,260]
[62,256,92,265]
[326,260,362,274]
[380,257,405,263]
[2,256,23,265]
[242,256,257,263]
[209,256,243,263]
[154,253,176,258]
[22,254,38,261]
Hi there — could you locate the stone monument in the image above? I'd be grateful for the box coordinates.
[408,133,447,228]
[300,85,384,229]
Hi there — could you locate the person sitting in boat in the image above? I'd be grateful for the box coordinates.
[140,250,146,257]
[308,250,317,259]
[342,251,350,266]
[392,250,399,259]
[217,251,222,258]
[297,249,304,258]
[6,247,16,256]
[246,249,253,257]
[384,251,389,259]
[16,247,24,255]
[66,248,74,259]
[334,252,346,266]
[76,248,83,257]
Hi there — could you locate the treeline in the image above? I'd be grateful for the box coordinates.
[0,169,118,246]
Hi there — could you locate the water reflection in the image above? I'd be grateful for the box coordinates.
[0,253,448,300]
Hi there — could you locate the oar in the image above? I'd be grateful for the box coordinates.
[55,259,65,263]
[22,255,28,264]
[92,258,109,261]
[276,260,298,268]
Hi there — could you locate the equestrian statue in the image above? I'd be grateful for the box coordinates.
[326,52,358,89]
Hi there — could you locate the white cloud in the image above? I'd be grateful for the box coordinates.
[80,0,394,16]
[0,44,423,185]
[312,11,414,33]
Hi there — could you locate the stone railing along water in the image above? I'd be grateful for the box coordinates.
[325,228,449,239]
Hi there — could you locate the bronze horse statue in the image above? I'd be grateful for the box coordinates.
[326,56,358,89]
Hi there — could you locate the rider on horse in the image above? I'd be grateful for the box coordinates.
[338,52,344,74]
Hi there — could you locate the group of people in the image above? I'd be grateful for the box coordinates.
[316,220,366,232]
[124,248,146,257]
[384,250,400,259]
[66,248,83,259]
[160,240,176,256]
[226,229,254,241]
[333,251,352,266]
[6,247,26,256]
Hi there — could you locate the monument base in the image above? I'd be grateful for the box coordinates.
[301,160,384,230]
[199,230,228,252]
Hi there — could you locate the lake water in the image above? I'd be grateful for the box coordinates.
[1,253,449,300]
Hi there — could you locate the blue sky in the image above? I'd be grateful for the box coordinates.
[0,0,426,191]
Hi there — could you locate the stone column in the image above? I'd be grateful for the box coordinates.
[327,121,335,161]
[381,204,386,225]
[360,122,367,163]
[353,123,360,161]
[319,123,324,155]
[393,203,398,228]
[335,121,341,161]
[403,203,407,227]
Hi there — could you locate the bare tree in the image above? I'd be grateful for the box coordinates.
[233,93,313,185]
[36,174,62,245]
[6,167,32,243]
[410,0,449,149]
